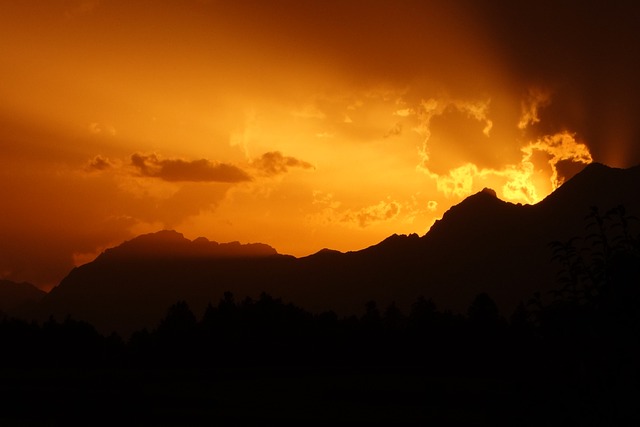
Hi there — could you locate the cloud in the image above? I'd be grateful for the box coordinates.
[341,200,401,228]
[308,193,402,228]
[407,89,594,204]
[394,108,413,117]
[457,100,493,137]
[433,163,479,198]
[384,122,403,138]
[521,131,593,189]
[85,155,114,172]
[494,163,539,204]
[426,131,592,204]
[130,153,252,183]
[415,97,494,168]
[477,1,640,167]
[251,151,314,176]
[291,105,326,119]
[88,122,116,136]
[518,88,551,130]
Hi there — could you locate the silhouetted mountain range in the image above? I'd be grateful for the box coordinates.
[38,163,640,335]
[0,279,45,317]
[98,229,278,260]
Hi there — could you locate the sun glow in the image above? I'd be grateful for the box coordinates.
[2,0,627,291]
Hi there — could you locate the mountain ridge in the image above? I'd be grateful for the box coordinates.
[38,162,640,335]
[96,229,279,262]
[0,279,46,318]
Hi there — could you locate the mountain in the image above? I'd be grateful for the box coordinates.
[96,229,278,261]
[38,163,640,335]
[0,279,46,318]
[40,234,287,335]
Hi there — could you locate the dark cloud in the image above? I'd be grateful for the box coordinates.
[131,153,252,183]
[474,1,640,167]
[252,151,314,176]
[85,155,113,172]
[225,1,640,167]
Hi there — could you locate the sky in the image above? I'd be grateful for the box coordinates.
[1,0,639,291]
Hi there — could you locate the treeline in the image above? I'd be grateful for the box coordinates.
[1,206,636,374]
[0,292,524,370]
[1,283,639,424]
[128,291,527,372]
[1,281,637,381]
[0,206,638,424]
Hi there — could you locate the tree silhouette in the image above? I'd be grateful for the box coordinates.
[157,300,197,335]
[467,292,501,324]
[549,205,640,307]
[539,206,640,424]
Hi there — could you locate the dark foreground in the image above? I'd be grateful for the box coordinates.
[1,364,629,427]
[2,208,639,426]
[1,286,639,426]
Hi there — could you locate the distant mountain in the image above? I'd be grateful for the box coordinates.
[0,279,46,318]
[40,234,287,334]
[97,229,278,260]
[39,163,640,335]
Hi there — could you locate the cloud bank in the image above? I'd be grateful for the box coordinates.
[130,153,252,183]
[85,155,114,172]
[251,151,314,176]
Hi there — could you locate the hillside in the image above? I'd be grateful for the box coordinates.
[38,163,640,335]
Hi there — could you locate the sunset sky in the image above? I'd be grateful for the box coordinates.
[1,1,639,290]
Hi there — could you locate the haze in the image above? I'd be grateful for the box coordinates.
[1,1,639,290]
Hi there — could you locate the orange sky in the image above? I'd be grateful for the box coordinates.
[1,1,639,290]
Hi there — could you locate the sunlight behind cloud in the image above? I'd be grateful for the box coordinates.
[522,132,593,190]
[0,0,620,290]
[518,88,552,130]
[407,90,593,205]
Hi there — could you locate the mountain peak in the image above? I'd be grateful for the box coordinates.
[311,248,343,257]
[97,230,278,261]
[130,230,188,244]
[425,186,516,239]
[453,187,504,209]
[99,230,190,259]
[539,162,640,209]
[480,187,497,198]
[581,161,609,171]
